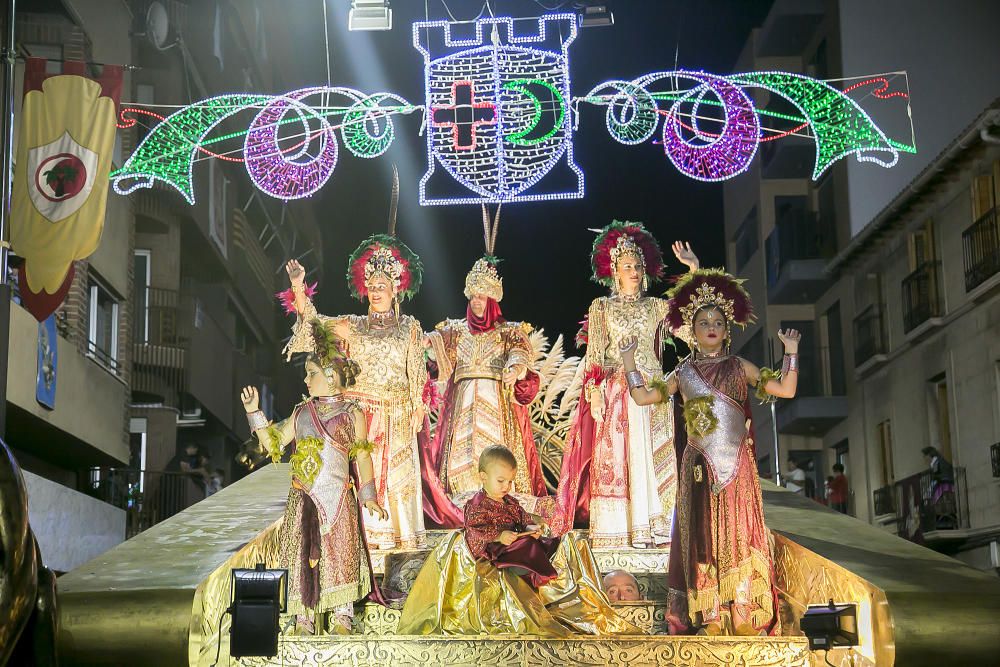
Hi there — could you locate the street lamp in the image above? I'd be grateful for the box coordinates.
[349,1,392,31]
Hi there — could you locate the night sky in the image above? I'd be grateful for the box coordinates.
[282,0,774,349]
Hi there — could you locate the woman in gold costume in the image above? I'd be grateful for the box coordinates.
[552,221,698,548]
[622,269,800,636]
[242,320,387,634]
[283,235,427,551]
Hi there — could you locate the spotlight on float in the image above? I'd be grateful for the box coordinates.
[229,564,288,658]
[349,0,392,31]
[800,600,858,651]
[577,3,613,28]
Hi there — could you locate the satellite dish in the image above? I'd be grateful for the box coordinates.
[145,2,172,51]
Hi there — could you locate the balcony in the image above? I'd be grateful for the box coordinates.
[853,304,888,371]
[962,208,1000,297]
[132,288,187,407]
[892,467,969,546]
[901,261,942,335]
[873,485,895,517]
[765,210,836,304]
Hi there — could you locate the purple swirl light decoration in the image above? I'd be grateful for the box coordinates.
[661,72,760,182]
[243,87,339,200]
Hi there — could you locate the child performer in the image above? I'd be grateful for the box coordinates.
[464,446,559,588]
[241,320,388,635]
[398,450,641,637]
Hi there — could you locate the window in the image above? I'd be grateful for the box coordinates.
[134,250,151,343]
[927,373,953,462]
[740,328,765,367]
[821,302,846,395]
[877,420,894,487]
[734,206,759,271]
[970,165,997,221]
[88,277,120,372]
[908,219,936,271]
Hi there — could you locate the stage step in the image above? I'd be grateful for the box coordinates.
[238,634,811,667]
[352,599,670,636]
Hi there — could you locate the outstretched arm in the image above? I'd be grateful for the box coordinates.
[740,329,801,400]
[240,386,295,460]
[620,336,676,405]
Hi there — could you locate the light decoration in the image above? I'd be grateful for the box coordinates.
[243,88,339,201]
[413,13,583,205]
[109,13,915,206]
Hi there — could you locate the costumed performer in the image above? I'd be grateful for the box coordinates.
[282,233,427,550]
[552,221,698,548]
[622,268,800,636]
[421,205,548,528]
[241,320,388,634]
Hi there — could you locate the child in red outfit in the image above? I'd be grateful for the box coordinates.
[463,446,560,587]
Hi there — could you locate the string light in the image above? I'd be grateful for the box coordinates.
[243,88,340,201]
[110,13,911,206]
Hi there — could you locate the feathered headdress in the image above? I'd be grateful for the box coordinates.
[464,204,504,302]
[590,221,665,290]
[665,269,755,346]
[345,166,424,302]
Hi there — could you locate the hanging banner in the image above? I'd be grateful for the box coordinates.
[11,57,122,321]
[36,314,58,410]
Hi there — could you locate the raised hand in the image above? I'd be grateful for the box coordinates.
[365,500,388,522]
[671,241,699,271]
[777,328,801,353]
[240,386,260,413]
[285,259,305,288]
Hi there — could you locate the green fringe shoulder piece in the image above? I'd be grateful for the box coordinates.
[263,423,284,464]
[349,439,377,460]
[648,377,671,404]
[755,367,782,404]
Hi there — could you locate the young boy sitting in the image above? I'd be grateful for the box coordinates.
[398,446,642,636]
[464,446,559,588]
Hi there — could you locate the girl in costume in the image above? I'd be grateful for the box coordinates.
[241,320,387,634]
[553,221,698,548]
[282,180,428,550]
[621,268,801,636]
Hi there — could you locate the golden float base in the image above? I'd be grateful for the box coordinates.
[238,634,811,667]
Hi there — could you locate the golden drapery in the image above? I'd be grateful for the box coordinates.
[397,531,643,637]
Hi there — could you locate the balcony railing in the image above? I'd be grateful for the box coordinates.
[853,304,886,366]
[132,288,187,405]
[893,467,968,542]
[991,443,1000,478]
[765,210,837,286]
[901,261,941,333]
[962,208,1000,292]
[873,484,895,516]
[82,467,206,539]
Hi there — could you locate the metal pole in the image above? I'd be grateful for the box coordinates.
[769,337,781,486]
[0,0,17,438]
